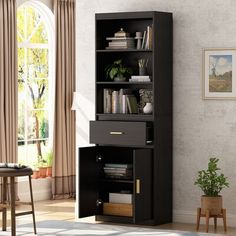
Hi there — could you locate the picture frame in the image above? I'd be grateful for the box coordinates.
[203,48,236,99]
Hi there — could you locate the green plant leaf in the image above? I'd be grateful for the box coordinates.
[109,68,118,79]
[194,157,229,196]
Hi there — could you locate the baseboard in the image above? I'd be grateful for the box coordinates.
[173,209,236,227]
[18,177,52,202]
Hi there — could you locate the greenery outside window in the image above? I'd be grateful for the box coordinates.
[17,3,54,168]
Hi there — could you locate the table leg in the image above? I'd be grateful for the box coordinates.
[2,177,7,231]
[222,209,227,232]
[196,208,201,231]
[29,175,37,234]
[205,209,210,233]
[10,177,16,236]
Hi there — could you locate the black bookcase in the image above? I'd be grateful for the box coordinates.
[79,11,173,225]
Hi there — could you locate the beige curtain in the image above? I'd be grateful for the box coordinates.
[53,0,76,199]
[0,0,17,164]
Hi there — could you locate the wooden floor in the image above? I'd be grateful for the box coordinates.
[2,199,236,235]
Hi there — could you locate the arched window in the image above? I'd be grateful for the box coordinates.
[17,2,54,167]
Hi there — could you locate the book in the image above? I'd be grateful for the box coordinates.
[104,169,132,174]
[131,75,150,79]
[109,42,135,46]
[103,89,112,113]
[126,95,138,114]
[105,163,133,168]
[146,26,152,49]
[141,30,146,49]
[149,26,153,49]
[129,75,151,82]
[106,45,135,49]
[129,78,151,82]
[119,89,124,114]
[106,37,134,41]
[122,95,127,114]
[112,91,119,113]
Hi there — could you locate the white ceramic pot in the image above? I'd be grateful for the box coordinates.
[143,102,152,114]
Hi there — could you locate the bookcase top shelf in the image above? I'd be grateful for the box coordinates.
[95,11,172,20]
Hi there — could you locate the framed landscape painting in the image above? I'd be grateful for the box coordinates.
[203,48,236,99]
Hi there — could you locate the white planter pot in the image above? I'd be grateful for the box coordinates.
[143,102,152,114]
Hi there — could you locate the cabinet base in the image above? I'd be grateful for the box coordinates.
[95,215,156,225]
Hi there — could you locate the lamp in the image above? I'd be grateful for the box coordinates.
[71,92,80,110]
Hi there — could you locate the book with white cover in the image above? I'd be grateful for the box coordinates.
[106,37,134,41]
[109,193,132,204]
[129,79,151,82]
[131,75,150,79]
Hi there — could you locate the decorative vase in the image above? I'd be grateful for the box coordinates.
[135,32,143,49]
[139,67,147,76]
[201,195,222,215]
[143,102,152,114]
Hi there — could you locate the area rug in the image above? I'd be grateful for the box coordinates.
[1,221,223,236]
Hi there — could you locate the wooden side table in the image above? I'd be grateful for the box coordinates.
[196,208,227,233]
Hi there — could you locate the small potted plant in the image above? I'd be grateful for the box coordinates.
[45,150,53,177]
[32,162,40,179]
[38,156,48,178]
[194,157,229,215]
[105,59,132,82]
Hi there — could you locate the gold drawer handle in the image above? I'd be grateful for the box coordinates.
[136,179,140,194]
[109,131,124,135]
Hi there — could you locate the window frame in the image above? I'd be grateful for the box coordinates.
[17,1,55,165]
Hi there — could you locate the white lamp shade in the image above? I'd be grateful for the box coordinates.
[71,92,80,110]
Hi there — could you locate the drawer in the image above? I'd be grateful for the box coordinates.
[103,202,133,217]
[90,121,150,146]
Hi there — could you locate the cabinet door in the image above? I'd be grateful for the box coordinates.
[79,147,100,218]
[133,149,152,223]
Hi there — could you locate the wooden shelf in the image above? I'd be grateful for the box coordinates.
[96,49,152,53]
[96,113,154,121]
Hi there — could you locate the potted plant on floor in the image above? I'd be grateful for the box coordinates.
[105,59,132,82]
[194,157,229,215]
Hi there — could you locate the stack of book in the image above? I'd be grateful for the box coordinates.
[104,163,133,179]
[106,37,135,49]
[103,88,138,114]
[129,75,151,82]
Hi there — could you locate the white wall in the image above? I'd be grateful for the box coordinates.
[76,0,236,226]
